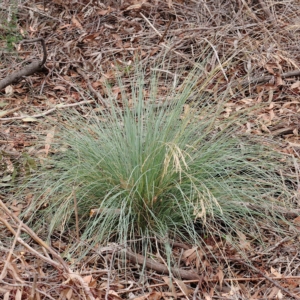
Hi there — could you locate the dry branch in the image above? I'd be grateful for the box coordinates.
[119,274,300,295]
[76,67,109,108]
[0,100,94,121]
[233,69,300,87]
[124,249,201,280]
[238,259,300,300]
[206,253,300,300]
[0,38,47,90]
[0,200,96,300]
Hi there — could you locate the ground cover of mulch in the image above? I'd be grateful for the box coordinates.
[0,0,300,299]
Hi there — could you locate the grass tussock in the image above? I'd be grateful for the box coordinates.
[21,61,294,260]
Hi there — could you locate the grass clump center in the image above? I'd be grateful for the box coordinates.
[22,65,293,258]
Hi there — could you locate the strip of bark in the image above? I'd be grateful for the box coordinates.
[0,38,47,90]
[233,69,300,87]
[124,249,201,280]
[0,60,42,90]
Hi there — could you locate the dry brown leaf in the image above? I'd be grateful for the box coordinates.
[125,3,143,11]
[292,215,300,230]
[275,75,284,86]
[181,104,190,120]
[228,285,240,296]
[89,277,97,289]
[112,34,123,48]
[162,276,177,298]
[53,86,67,91]
[265,64,276,75]
[182,247,198,261]
[22,117,38,122]
[150,47,160,56]
[269,109,275,121]
[10,200,23,217]
[83,275,93,284]
[7,262,24,284]
[167,0,173,8]
[291,81,300,89]
[3,291,10,300]
[277,289,283,300]
[66,288,73,300]
[293,215,300,224]
[182,246,203,268]
[0,107,21,118]
[182,246,197,260]
[61,288,73,299]
[204,292,213,300]
[285,278,300,289]
[261,124,271,133]
[240,98,254,105]
[216,267,224,288]
[99,282,124,290]
[268,286,280,299]
[5,85,13,96]
[83,32,101,43]
[134,291,163,300]
[112,86,121,99]
[98,9,110,16]
[270,267,282,278]
[72,15,84,31]
[29,25,37,32]
[268,89,274,102]
[108,290,122,300]
[15,289,22,300]
[246,122,252,133]
[236,230,252,251]
[174,278,192,296]
[112,283,125,290]
[45,127,55,157]
[282,101,300,108]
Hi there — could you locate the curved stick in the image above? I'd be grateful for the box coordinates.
[0,38,47,90]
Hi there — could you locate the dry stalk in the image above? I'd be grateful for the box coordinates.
[0,100,94,121]
[0,200,96,300]
[0,222,22,281]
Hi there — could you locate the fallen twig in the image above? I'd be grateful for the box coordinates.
[232,69,300,87]
[158,15,174,44]
[0,200,96,300]
[0,216,62,269]
[0,38,47,90]
[0,222,22,281]
[207,253,300,300]
[21,38,47,66]
[0,100,94,121]
[237,259,300,300]
[124,249,201,280]
[76,67,109,109]
[272,126,298,137]
[119,274,300,294]
[260,234,298,255]
[0,279,56,300]
[140,12,201,68]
